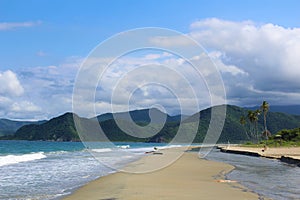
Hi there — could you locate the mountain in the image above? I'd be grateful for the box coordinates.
[13,113,80,141]
[245,105,300,116]
[4,105,300,143]
[0,119,46,136]
[149,105,300,143]
[95,108,183,123]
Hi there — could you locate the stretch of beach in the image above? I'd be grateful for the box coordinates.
[63,147,261,200]
[218,146,300,166]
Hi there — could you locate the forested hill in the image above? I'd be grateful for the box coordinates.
[0,119,46,136]
[2,105,300,143]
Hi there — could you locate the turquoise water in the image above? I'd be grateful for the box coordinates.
[0,140,170,200]
[0,141,299,200]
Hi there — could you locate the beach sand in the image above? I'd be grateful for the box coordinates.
[220,146,300,158]
[63,148,260,200]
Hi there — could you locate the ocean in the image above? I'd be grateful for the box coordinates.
[0,140,173,200]
[0,141,299,200]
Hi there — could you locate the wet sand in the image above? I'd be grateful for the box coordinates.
[63,148,260,200]
[219,146,300,167]
[219,146,300,158]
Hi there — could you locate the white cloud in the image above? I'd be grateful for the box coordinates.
[188,18,300,106]
[0,70,43,119]
[208,51,248,76]
[0,21,42,31]
[0,70,24,97]
[76,51,214,117]
[0,57,82,119]
[5,18,300,119]
[10,101,41,112]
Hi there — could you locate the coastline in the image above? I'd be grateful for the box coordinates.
[62,147,261,200]
[218,146,300,167]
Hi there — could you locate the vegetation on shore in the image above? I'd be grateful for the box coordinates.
[239,101,272,142]
[244,127,300,147]
[240,101,300,147]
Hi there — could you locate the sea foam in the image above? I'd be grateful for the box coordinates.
[0,152,46,166]
[91,148,113,153]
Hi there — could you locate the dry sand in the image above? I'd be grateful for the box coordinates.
[63,148,260,200]
[220,146,300,159]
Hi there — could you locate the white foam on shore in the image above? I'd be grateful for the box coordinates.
[117,145,130,149]
[91,148,113,153]
[157,144,183,149]
[0,152,47,167]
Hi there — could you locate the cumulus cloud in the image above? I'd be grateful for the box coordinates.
[189,18,300,106]
[0,56,83,119]
[0,70,24,96]
[10,101,41,112]
[0,70,45,119]
[72,50,217,117]
[16,57,82,119]
[5,18,300,119]
[0,21,42,31]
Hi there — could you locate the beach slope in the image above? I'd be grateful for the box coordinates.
[63,148,260,200]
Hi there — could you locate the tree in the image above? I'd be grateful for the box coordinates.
[260,101,270,139]
[247,109,261,142]
[247,110,255,139]
[254,109,261,141]
[240,115,250,140]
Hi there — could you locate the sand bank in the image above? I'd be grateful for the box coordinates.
[219,146,300,166]
[63,148,260,200]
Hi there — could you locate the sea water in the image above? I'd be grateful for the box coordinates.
[206,148,300,200]
[1,141,299,200]
[0,140,173,200]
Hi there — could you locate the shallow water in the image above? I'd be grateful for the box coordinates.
[206,148,300,200]
[1,141,299,200]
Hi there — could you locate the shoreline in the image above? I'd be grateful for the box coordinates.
[218,146,300,167]
[62,147,262,200]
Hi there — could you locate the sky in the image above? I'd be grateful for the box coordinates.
[1,0,300,120]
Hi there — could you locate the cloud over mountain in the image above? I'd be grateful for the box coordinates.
[3,18,300,119]
[189,18,300,105]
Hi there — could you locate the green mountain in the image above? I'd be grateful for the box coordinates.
[0,119,46,136]
[3,105,300,143]
[95,108,183,123]
[13,113,79,141]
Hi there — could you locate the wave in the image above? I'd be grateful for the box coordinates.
[117,145,130,149]
[91,148,113,153]
[123,145,184,153]
[0,152,47,167]
[157,144,183,150]
[48,150,69,154]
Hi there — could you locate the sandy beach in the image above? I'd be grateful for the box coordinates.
[219,146,300,159]
[63,148,260,200]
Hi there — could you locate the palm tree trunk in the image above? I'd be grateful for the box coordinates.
[264,113,268,140]
[255,121,259,142]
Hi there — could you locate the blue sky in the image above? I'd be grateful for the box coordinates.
[1,0,300,120]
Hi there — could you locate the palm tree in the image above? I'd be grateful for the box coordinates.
[240,115,250,140]
[260,101,270,139]
[247,109,261,142]
[247,111,255,139]
[254,109,261,141]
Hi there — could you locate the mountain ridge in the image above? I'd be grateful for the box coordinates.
[2,105,300,143]
[0,119,46,136]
